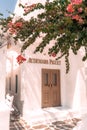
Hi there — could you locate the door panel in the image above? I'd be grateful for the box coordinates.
[51,70,60,106]
[42,69,51,107]
[42,69,61,108]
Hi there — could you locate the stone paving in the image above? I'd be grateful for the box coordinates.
[10,116,81,130]
[10,107,82,130]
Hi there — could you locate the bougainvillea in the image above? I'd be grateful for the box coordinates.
[16,54,26,64]
[0,0,87,72]
[7,20,23,34]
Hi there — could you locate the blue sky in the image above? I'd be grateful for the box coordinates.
[0,0,17,18]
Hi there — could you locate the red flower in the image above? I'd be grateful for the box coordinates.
[24,8,30,13]
[8,28,16,34]
[78,7,83,13]
[65,13,72,17]
[15,22,23,28]
[31,4,36,8]
[78,18,84,24]
[67,4,74,13]
[71,0,82,5]
[16,55,26,64]
[24,3,36,14]
[51,53,56,57]
[72,14,80,21]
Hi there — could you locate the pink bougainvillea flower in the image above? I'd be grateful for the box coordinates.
[78,7,83,13]
[8,21,23,35]
[16,55,26,64]
[71,0,82,5]
[65,13,72,17]
[78,18,84,24]
[30,4,36,8]
[8,28,17,34]
[24,4,37,13]
[66,4,74,13]
[72,14,80,21]
[24,6,30,13]
[51,53,56,57]
[24,8,30,13]
[15,22,23,28]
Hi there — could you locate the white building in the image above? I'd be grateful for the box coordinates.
[1,0,87,124]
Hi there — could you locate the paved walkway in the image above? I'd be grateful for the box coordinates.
[10,108,81,130]
[10,117,80,130]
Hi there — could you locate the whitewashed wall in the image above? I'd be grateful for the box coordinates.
[61,49,87,112]
[20,47,62,118]
[0,47,6,101]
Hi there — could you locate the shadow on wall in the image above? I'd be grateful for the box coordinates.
[68,49,87,111]
[13,95,24,116]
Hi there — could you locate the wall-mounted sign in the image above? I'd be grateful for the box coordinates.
[28,58,61,65]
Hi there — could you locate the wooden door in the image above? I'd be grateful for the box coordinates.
[42,69,61,108]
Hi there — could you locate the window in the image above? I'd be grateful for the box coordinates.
[44,73,48,86]
[15,75,18,93]
[9,77,11,91]
[52,73,57,86]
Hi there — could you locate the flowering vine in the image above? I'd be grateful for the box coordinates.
[6,19,23,35]
[0,0,87,72]
[16,54,26,64]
